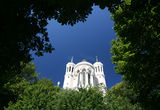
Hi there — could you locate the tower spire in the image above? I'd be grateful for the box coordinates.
[96,56,98,62]
[71,56,74,62]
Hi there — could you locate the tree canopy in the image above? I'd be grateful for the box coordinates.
[105,81,142,110]
[5,78,144,110]
[110,0,160,109]
[5,80,106,110]
[1,62,39,109]
[5,78,60,110]
[55,88,106,110]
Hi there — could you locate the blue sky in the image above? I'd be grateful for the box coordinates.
[33,6,121,88]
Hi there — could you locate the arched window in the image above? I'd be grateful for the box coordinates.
[82,68,86,72]
[95,67,97,72]
[88,74,90,85]
[83,74,85,85]
[101,67,103,72]
[69,66,71,72]
[98,66,100,72]
[72,67,74,72]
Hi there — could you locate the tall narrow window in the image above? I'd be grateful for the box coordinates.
[83,73,85,85]
[72,67,74,72]
[98,66,100,72]
[101,67,103,72]
[88,74,90,85]
[69,66,71,72]
[77,74,80,86]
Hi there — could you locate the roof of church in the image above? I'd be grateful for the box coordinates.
[93,61,103,65]
[67,57,102,66]
[74,60,93,69]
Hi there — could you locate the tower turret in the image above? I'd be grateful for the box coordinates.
[93,57,106,87]
[63,58,75,89]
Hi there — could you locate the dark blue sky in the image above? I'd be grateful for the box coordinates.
[33,6,121,88]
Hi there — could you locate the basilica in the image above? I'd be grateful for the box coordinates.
[63,57,106,90]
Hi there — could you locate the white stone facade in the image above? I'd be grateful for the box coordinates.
[63,59,106,90]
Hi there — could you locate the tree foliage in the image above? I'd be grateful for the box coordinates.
[1,62,39,109]
[5,78,60,110]
[105,81,142,110]
[55,87,106,110]
[110,0,160,109]
[6,85,106,110]
[6,80,145,110]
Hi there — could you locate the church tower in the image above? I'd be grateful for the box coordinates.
[93,57,106,87]
[63,57,107,90]
[63,57,75,89]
